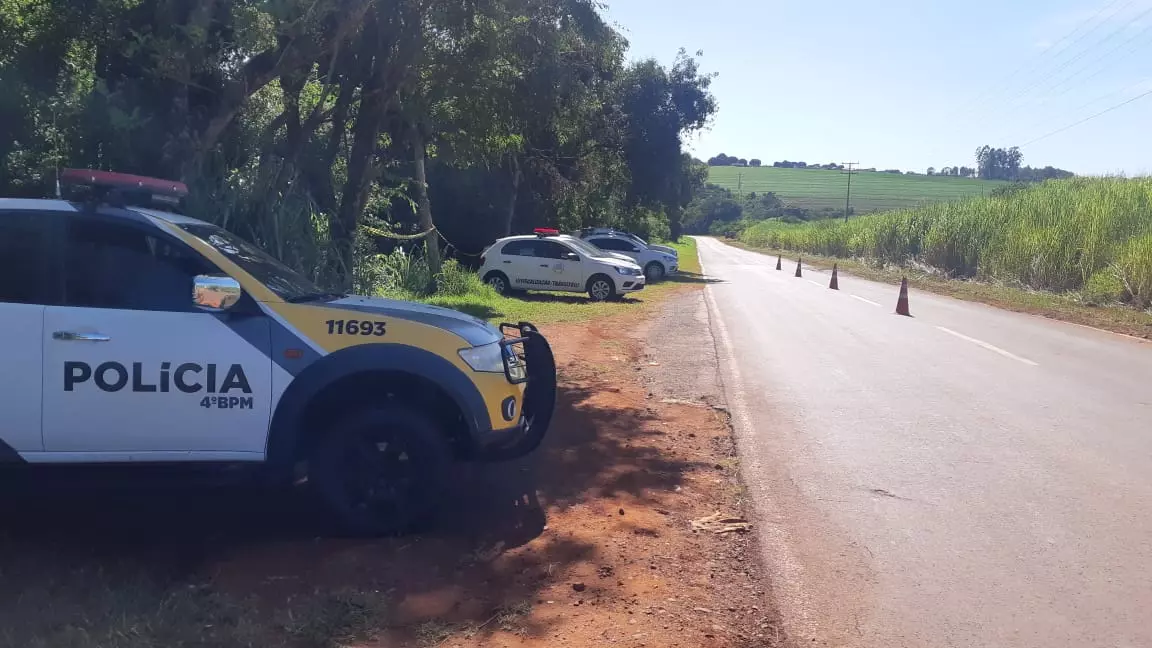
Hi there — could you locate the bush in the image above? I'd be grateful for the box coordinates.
[1081,269,1126,305]
[367,247,431,296]
[436,259,497,298]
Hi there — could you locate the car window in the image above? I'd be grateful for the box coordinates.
[64,217,218,312]
[500,240,534,256]
[179,224,322,301]
[537,241,576,259]
[591,238,637,252]
[0,211,54,305]
[563,237,610,258]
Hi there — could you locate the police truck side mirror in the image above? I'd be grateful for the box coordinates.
[193,275,242,312]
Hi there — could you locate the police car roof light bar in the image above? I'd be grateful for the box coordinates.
[533,228,559,236]
[60,169,189,198]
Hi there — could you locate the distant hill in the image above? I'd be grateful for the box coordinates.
[708,166,1007,214]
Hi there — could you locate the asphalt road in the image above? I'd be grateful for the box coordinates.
[695,237,1152,648]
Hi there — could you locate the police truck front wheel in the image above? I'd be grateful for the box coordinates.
[310,405,450,536]
[587,274,616,301]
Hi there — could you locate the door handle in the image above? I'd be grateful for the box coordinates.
[540,264,550,268]
[503,260,512,264]
[53,331,111,342]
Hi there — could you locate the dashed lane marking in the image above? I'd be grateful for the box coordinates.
[936,326,1039,366]
[805,279,822,287]
[850,295,882,307]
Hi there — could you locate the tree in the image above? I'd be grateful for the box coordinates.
[749,158,761,167]
[683,184,741,233]
[976,145,1024,181]
[2,0,716,290]
[927,167,936,176]
[616,49,717,239]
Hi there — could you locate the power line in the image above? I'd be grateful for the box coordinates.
[954,0,1130,118]
[1021,86,1152,146]
[1031,21,1152,106]
[998,1,1152,112]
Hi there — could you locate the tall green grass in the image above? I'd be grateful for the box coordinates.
[740,177,1152,307]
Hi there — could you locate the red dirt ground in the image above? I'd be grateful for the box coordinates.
[0,293,779,648]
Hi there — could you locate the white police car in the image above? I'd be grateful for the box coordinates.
[0,169,557,536]
[575,228,679,282]
[479,229,646,301]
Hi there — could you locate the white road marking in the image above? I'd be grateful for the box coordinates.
[850,294,882,307]
[936,326,1039,366]
[805,279,822,287]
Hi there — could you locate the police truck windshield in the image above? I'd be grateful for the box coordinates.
[180,224,325,302]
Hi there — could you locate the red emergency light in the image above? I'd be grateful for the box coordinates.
[61,168,188,198]
[533,228,559,236]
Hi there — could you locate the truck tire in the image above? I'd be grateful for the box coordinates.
[310,404,451,536]
[586,274,616,301]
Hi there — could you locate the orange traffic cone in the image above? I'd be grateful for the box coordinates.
[829,263,839,290]
[776,255,782,270]
[895,277,911,316]
[794,258,803,277]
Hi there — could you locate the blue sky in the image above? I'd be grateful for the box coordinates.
[602,0,1152,175]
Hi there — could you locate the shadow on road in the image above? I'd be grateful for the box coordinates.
[666,270,722,285]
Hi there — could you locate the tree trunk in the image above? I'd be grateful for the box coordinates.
[410,124,440,292]
[331,8,390,290]
[668,204,683,241]
[503,155,522,237]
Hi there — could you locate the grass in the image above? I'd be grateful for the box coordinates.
[708,166,1006,214]
[0,563,391,648]
[419,239,706,324]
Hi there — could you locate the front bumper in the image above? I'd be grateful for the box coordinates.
[620,276,647,292]
[472,322,557,461]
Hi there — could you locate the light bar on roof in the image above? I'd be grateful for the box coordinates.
[60,168,189,198]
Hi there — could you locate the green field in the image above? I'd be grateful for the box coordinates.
[708,166,1006,214]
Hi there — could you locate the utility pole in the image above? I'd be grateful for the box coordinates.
[737,171,743,196]
[841,162,858,222]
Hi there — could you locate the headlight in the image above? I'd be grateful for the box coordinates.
[614,266,632,275]
[459,341,526,381]
[459,342,504,373]
[663,255,676,262]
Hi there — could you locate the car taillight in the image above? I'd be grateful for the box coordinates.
[480,255,486,265]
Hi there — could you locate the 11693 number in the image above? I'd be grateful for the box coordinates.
[326,319,386,336]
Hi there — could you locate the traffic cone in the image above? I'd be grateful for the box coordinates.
[794,258,803,277]
[776,255,782,270]
[895,277,911,316]
[829,263,839,290]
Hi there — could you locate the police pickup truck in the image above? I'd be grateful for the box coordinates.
[0,169,556,535]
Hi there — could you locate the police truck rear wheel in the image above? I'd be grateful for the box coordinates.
[484,272,511,295]
[310,405,450,536]
[587,275,615,301]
